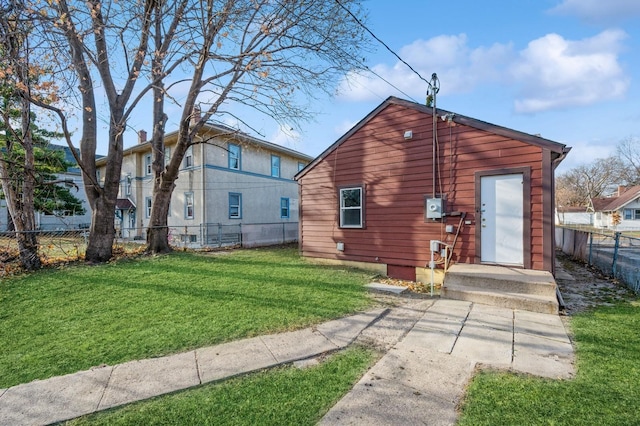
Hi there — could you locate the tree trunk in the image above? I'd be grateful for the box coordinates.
[84,118,124,262]
[15,229,40,270]
[85,196,117,262]
[147,180,175,253]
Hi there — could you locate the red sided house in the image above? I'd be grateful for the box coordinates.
[295,97,570,282]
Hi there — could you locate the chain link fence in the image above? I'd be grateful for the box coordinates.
[556,226,640,293]
[1,222,298,262]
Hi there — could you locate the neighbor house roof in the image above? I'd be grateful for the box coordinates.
[295,96,571,180]
[96,123,313,166]
[115,198,136,210]
[594,185,640,212]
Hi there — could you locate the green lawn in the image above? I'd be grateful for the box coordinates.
[65,347,377,426]
[0,247,374,388]
[458,301,640,425]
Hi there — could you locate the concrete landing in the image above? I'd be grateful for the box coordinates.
[441,264,559,314]
[320,299,574,425]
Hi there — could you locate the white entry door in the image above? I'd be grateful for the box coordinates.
[480,173,524,266]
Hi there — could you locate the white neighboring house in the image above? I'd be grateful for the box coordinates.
[0,144,92,232]
[592,185,640,231]
[96,123,312,246]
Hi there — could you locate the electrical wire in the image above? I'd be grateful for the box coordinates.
[334,0,432,87]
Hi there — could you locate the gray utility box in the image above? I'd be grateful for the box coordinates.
[426,197,444,219]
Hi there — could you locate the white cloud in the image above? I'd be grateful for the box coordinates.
[549,0,640,24]
[337,34,512,102]
[338,30,629,115]
[510,30,629,113]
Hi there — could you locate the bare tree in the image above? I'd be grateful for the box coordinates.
[28,0,155,262]
[0,2,46,270]
[145,0,370,252]
[13,0,368,261]
[555,157,623,208]
[616,136,640,186]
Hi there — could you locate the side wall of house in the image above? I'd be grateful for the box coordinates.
[299,104,546,276]
[201,137,303,225]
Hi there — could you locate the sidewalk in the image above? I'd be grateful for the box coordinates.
[0,298,575,426]
[0,308,387,426]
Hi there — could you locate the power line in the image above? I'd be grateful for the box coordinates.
[335,0,432,87]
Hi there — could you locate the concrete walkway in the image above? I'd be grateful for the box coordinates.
[0,299,575,426]
[320,299,575,425]
[0,309,386,426]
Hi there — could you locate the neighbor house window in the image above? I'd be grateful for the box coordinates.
[145,197,152,218]
[125,175,132,196]
[339,186,363,228]
[184,147,193,168]
[271,155,280,178]
[280,197,290,218]
[145,154,152,175]
[185,192,194,219]
[229,192,242,219]
[228,143,241,170]
[624,208,640,220]
[298,162,305,172]
[129,212,136,229]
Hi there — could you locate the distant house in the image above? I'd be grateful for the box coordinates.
[0,144,92,232]
[96,123,312,246]
[295,97,570,281]
[592,185,640,231]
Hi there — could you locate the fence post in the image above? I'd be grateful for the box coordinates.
[218,223,222,247]
[612,232,621,277]
[282,223,285,244]
[588,231,593,267]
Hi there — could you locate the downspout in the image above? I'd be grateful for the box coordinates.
[550,146,571,276]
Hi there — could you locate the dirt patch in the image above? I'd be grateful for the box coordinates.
[555,251,637,316]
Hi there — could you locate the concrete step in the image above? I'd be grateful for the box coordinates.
[441,284,559,315]
[444,264,557,297]
[442,264,559,314]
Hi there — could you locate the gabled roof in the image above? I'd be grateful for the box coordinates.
[97,123,313,166]
[296,96,571,180]
[594,185,640,212]
[591,197,612,212]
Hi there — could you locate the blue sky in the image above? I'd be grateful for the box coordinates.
[116,0,640,174]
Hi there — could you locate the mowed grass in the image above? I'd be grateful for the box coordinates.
[65,347,377,426]
[0,246,373,388]
[458,301,640,426]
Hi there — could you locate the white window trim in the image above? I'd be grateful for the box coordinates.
[339,186,364,228]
